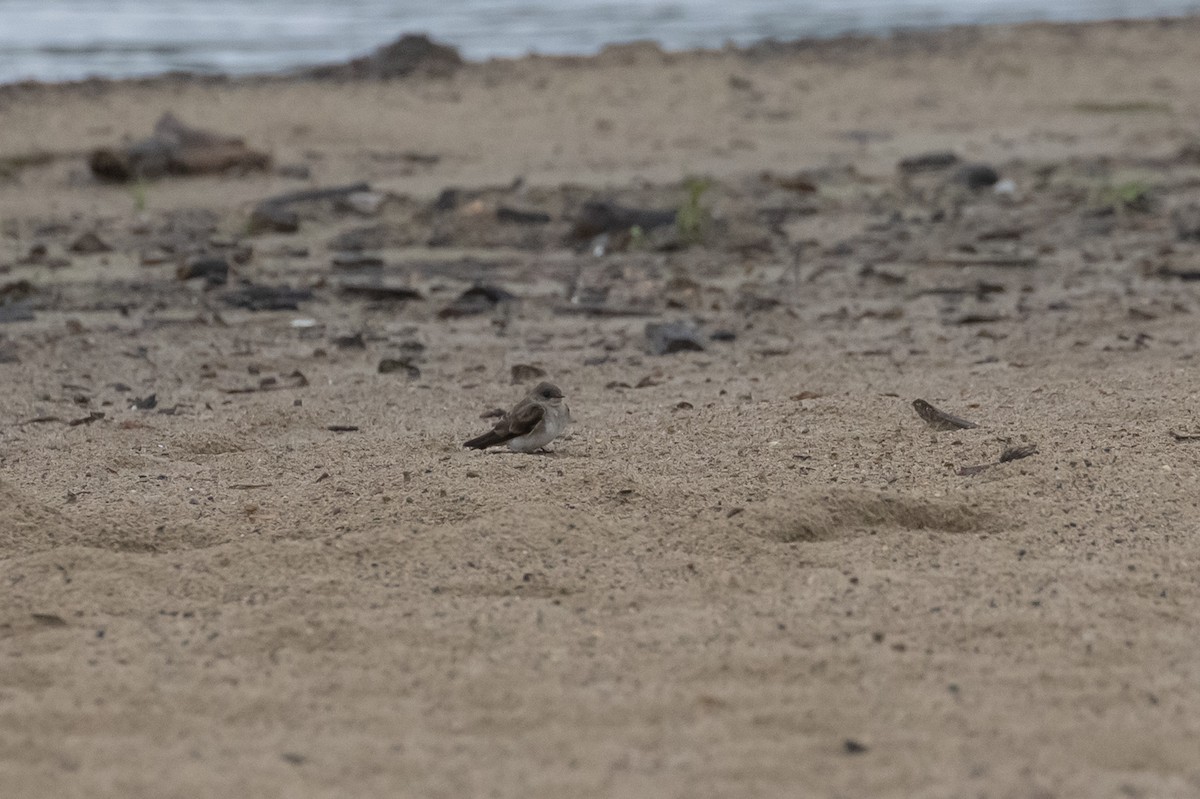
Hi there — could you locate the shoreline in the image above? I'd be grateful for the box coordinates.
[1,14,1196,92]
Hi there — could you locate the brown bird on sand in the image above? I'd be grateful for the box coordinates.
[463,382,570,453]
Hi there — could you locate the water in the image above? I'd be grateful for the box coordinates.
[1,0,1198,84]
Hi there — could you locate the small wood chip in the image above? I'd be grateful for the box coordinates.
[912,399,977,431]
[999,444,1038,462]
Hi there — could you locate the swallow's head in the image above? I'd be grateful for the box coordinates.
[533,382,564,402]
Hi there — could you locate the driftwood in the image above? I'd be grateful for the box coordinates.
[89,113,269,182]
[247,182,373,235]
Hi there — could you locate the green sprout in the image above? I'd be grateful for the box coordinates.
[676,176,712,245]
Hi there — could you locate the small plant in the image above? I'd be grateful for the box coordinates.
[628,225,647,250]
[1095,180,1153,213]
[676,176,712,245]
[130,178,148,212]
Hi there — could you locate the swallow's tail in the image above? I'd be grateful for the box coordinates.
[463,431,503,449]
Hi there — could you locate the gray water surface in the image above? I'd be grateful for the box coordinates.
[1,0,1198,84]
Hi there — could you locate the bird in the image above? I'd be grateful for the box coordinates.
[463,381,569,453]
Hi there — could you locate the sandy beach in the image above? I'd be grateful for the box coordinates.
[2,18,1200,798]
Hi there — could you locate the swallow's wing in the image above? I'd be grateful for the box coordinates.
[498,399,545,438]
[463,398,544,448]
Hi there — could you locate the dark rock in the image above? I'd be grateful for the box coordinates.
[438,284,516,318]
[735,293,781,312]
[0,280,35,323]
[569,200,676,241]
[331,252,384,269]
[305,34,462,80]
[329,225,390,251]
[511,364,547,383]
[338,280,423,301]
[646,322,706,355]
[221,284,313,311]
[710,329,737,342]
[956,163,1000,189]
[497,206,552,225]
[332,332,366,349]
[378,358,421,379]
[898,151,959,174]
[248,204,300,234]
[433,188,461,211]
[69,231,112,254]
[177,256,230,286]
[276,163,311,180]
[1172,204,1200,241]
[0,303,34,323]
[132,394,158,410]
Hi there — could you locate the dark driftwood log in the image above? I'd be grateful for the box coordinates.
[89,112,270,182]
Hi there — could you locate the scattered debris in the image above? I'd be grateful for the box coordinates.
[912,399,978,431]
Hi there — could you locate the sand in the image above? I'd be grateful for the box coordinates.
[2,17,1200,798]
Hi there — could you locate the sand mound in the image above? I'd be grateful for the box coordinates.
[728,487,1004,543]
